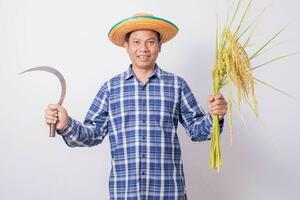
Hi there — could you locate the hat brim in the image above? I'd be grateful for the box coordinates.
[108,15,179,47]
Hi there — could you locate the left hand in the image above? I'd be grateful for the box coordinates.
[207,93,228,120]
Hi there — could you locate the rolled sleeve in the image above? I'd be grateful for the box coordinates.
[179,78,224,141]
[57,82,110,147]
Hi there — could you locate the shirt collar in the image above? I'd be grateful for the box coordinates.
[124,64,162,80]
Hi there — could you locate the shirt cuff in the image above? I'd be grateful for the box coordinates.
[57,117,73,137]
[208,114,212,124]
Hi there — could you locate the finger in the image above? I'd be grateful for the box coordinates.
[208,101,226,114]
[45,116,58,124]
[210,105,227,113]
[211,99,227,105]
[211,101,228,108]
[45,114,58,121]
[45,109,58,116]
[211,108,227,116]
[211,109,227,116]
[47,104,59,110]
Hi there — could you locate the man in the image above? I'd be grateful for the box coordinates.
[45,13,228,199]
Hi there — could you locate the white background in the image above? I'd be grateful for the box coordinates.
[0,0,299,199]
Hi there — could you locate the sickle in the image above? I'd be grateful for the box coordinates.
[19,66,66,137]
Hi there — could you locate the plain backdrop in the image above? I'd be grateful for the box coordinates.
[0,0,299,199]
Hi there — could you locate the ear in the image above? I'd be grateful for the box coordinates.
[124,42,129,53]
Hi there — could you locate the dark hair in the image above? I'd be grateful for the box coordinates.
[125,30,161,43]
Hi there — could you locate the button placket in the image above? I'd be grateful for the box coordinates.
[139,83,147,189]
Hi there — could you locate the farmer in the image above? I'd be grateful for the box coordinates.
[45,13,228,199]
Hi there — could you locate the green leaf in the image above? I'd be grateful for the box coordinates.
[250,25,287,60]
[251,52,298,70]
[253,77,300,100]
[234,0,253,37]
[228,0,242,29]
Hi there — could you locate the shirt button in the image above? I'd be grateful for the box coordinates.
[142,154,145,158]
[142,171,145,175]
[142,136,146,140]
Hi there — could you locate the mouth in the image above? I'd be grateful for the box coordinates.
[137,55,150,61]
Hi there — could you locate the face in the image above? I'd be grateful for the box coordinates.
[125,30,161,70]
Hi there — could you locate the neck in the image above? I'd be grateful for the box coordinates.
[131,64,155,84]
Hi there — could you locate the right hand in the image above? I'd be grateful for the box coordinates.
[45,104,69,131]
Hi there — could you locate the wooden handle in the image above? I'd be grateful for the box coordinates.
[49,124,56,137]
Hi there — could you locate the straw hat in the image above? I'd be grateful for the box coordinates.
[108,12,179,47]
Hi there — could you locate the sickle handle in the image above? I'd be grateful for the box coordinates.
[50,124,56,137]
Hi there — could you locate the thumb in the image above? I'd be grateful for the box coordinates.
[215,93,223,99]
[208,95,215,102]
[56,105,67,116]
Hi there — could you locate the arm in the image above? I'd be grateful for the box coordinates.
[178,79,224,142]
[55,83,110,147]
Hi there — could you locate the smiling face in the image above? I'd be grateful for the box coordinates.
[124,30,161,71]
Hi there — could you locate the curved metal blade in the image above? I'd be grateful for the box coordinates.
[19,66,66,105]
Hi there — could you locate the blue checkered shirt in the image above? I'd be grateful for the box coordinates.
[58,65,223,199]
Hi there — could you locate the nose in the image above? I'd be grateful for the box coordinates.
[139,42,149,52]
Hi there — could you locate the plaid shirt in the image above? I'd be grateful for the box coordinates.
[58,65,223,199]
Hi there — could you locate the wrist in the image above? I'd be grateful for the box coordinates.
[58,117,70,131]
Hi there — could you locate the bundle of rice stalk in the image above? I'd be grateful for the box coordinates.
[210,0,297,171]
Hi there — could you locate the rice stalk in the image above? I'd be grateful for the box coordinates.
[209,0,296,171]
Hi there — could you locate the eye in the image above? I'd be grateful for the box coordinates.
[147,40,155,45]
[133,40,140,45]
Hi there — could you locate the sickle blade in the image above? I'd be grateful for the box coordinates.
[19,66,66,105]
[19,66,67,137]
